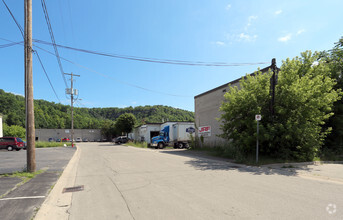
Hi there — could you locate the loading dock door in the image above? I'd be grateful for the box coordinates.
[150,131,160,143]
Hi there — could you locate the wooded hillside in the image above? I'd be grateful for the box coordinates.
[0,89,194,129]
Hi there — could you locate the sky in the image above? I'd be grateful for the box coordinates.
[1,0,342,112]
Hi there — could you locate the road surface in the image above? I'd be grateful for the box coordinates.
[51,143,343,219]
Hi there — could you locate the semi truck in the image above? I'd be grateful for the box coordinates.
[150,122,195,149]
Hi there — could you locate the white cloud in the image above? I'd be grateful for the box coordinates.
[245,15,258,30]
[226,4,231,10]
[296,29,305,35]
[248,16,258,25]
[239,33,258,42]
[226,33,257,43]
[9,92,24,97]
[278,34,292,42]
[213,41,226,46]
[131,101,137,105]
[275,10,282,15]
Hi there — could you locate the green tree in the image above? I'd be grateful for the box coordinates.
[220,51,341,161]
[101,120,117,140]
[320,37,343,153]
[3,123,26,138]
[115,113,136,136]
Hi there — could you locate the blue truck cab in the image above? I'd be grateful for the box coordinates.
[151,126,169,149]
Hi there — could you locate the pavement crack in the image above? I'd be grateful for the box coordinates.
[107,176,136,220]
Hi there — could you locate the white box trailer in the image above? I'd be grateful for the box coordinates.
[153,122,195,148]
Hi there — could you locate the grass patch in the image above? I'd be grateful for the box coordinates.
[36,141,72,148]
[1,170,44,181]
[0,170,45,199]
[191,146,304,166]
[125,141,149,148]
[125,141,175,149]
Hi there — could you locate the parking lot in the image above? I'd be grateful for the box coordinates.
[0,146,76,220]
[0,146,76,174]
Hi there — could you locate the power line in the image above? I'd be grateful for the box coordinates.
[0,38,62,103]
[40,0,68,88]
[33,44,193,97]
[0,41,23,48]
[1,37,269,98]
[33,39,269,67]
[1,0,24,38]
[34,50,61,103]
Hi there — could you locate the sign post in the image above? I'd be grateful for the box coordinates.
[255,115,261,163]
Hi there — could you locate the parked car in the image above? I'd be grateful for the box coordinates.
[48,138,55,142]
[56,138,61,142]
[0,137,25,151]
[62,138,70,142]
[83,138,89,142]
[114,136,128,144]
[76,137,82,142]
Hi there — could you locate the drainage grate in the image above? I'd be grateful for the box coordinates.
[62,185,84,193]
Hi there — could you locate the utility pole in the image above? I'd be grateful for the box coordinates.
[25,0,36,172]
[64,73,80,148]
[270,58,278,116]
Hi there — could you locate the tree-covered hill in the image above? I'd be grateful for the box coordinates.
[0,89,194,129]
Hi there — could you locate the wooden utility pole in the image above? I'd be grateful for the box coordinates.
[25,0,36,172]
[270,58,277,116]
[64,73,80,148]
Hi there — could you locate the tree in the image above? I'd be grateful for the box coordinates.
[115,113,136,136]
[101,120,117,141]
[3,123,26,138]
[320,37,343,154]
[220,51,341,161]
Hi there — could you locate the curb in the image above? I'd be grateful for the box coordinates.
[34,146,81,220]
[261,161,343,168]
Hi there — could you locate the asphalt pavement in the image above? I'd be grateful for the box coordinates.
[0,146,76,220]
[36,143,343,220]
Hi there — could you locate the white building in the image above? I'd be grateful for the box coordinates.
[132,123,162,144]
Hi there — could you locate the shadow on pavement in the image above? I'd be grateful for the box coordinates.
[159,149,313,177]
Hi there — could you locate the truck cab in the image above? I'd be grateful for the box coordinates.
[150,122,195,149]
[151,126,169,149]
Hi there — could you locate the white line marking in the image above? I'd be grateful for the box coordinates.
[0,196,45,201]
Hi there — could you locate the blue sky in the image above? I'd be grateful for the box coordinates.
[1,0,342,111]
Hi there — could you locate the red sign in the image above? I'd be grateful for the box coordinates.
[198,126,211,133]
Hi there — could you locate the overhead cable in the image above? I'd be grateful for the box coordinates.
[33,44,193,98]
[2,0,24,38]
[40,0,68,87]
[34,51,61,103]
[0,37,62,103]
[0,41,23,48]
[33,39,269,67]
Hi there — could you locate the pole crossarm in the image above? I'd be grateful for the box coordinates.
[64,73,80,148]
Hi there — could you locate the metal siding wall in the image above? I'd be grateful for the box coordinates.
[35,129,102,141]
[195,81,240,147]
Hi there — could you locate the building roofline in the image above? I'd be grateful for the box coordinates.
[194,65,276,99]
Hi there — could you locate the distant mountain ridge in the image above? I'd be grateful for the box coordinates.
[0,89,194,129]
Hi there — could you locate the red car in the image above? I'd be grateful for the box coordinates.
[62,138,70,142]
[0,137,25,151]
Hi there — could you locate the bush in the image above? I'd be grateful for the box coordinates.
[3,123,26,138]
[220,51,342,161]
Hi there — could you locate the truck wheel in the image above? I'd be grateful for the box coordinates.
[158,142,164,149]
[184,143,190,149]
[178,143,183,149]
[7,146,14,151]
